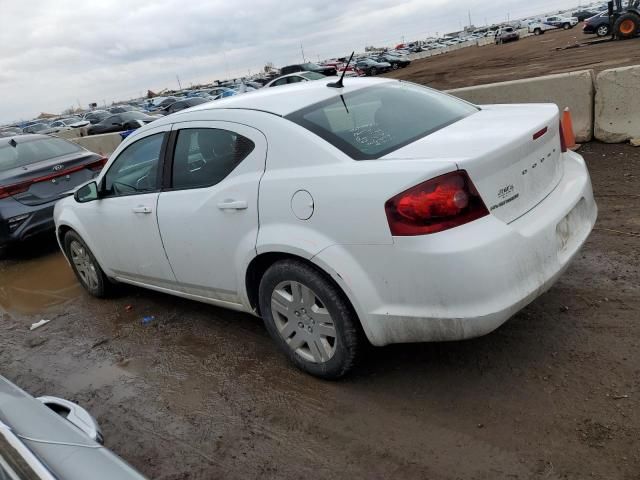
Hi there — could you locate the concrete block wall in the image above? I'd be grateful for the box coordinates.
[71,132,123,156]
[594,65,640,143]
[447,70,596,142]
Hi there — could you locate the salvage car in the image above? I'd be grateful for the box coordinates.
[280,62,337,76]
[583,11,612,36]
[265,71,326,87]
[88,112,160,135]
[355,58,392,75]
[0,134,106,254]
[0,375,145,479]
[495,26,520,43]
[375,54,411,70]
[54,78,597,379]
[162,96,212,115]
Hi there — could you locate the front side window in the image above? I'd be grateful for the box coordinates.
[285,82,478,160]
[103,133,164,196]
[171,128,255,189]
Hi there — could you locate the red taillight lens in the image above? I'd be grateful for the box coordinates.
[385,170,489,236]
[87,156,108,171]
[559,121,567,153]
[0,183,30,199]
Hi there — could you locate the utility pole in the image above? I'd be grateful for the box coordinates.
[176,75,182,90]
[468,9,472,27]
[300,42,306,62]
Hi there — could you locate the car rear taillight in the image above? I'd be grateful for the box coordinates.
[385,170,489,236]
[0,183,30,199]
[559,121,567,153]
[86,156,108,171]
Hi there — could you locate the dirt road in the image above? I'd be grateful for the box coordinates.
[1,143,639,479]
[385,26,640,89]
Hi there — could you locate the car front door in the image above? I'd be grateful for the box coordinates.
[156,121,267,305]
[80,126,177,286]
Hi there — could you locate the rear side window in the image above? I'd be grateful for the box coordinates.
[0,137,82,173]
[285,83,478,160]
[171,128,255,189]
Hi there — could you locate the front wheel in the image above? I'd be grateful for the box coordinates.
[64,231,113,298]
[370,67,377,76]
[534,28,542,35]
[563,23,571,30]
[392,63,399,70]
[258,260,363,379]
[596,24,610,37]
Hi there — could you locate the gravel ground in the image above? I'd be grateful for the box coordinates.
[1,142,639,479]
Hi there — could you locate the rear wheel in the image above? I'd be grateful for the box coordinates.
[534,28,542,35]
[258,260,363,379]
[370,67,378,76]
[64,231,112,298]
[596,24,610,37]
[614,13,640,39]
[392,63,399,70]
[563,23,571,30]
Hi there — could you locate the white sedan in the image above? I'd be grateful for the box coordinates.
[264,71,327,87]
[54,78,597,379]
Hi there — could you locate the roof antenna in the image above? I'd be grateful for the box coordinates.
[327,51,354,89]
[9,138,17,148]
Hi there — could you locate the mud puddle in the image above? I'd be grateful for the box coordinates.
[0,251,81,317]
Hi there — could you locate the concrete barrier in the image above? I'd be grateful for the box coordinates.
[447,69,595,142]
[55,127,89,139]
[71,132,122,156]
[594,65,640,143]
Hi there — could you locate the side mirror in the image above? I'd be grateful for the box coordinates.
[74,181,99,203]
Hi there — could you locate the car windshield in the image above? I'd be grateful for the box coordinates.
[0,137,82,172]
[285,82,478,160]
[28,123,49,132]
[301,72,325,80]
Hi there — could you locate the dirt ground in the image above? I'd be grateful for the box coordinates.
[385,25,640,89]
[0,142,638,479]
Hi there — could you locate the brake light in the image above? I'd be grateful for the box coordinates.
[385,170,489,236]
[87,156,108,171]
[559,121,567,153]
[0,183,30,199]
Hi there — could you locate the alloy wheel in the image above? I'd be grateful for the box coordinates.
[69,240,100,291]
[270,281,337,364]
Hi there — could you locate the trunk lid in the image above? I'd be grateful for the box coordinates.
[384,103,564,224]
[0,150,104,206]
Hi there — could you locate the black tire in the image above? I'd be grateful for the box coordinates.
[64,230,113,298]
[614,13,640,39]
[563,23,571,30]
[258,259,363,379]
[534,28,542,35]
[370,67,377,76]
[596,24,610,37]
[392,63,399,70]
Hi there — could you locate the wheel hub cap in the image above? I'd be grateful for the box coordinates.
[270,281,337,364]
[70,240,99,290]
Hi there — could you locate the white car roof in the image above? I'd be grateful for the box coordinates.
[156,77,395,120]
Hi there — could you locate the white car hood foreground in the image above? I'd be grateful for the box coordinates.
[385,103,563,224]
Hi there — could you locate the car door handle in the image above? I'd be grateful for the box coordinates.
[132,205,153,214]
[217,200,248,210]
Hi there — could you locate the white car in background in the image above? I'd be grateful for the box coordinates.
[529,15,579,34]
[54,78,597,379]
[265,71,327,88]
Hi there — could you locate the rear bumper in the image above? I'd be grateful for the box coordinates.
[0,197,58,247]
[313,151,597,346]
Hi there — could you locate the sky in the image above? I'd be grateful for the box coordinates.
[1,0,586,123]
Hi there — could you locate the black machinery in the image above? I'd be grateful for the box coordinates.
[608,0,640,39]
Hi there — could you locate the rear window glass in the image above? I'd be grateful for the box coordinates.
[285,83,478,160]
[0,137,82,173]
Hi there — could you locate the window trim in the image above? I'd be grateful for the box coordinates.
[161,126,255,193]
[99,131,169,199]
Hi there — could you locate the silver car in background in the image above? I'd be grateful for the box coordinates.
[0,375,145,480]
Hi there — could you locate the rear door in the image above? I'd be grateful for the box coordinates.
[156,121,266,304]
